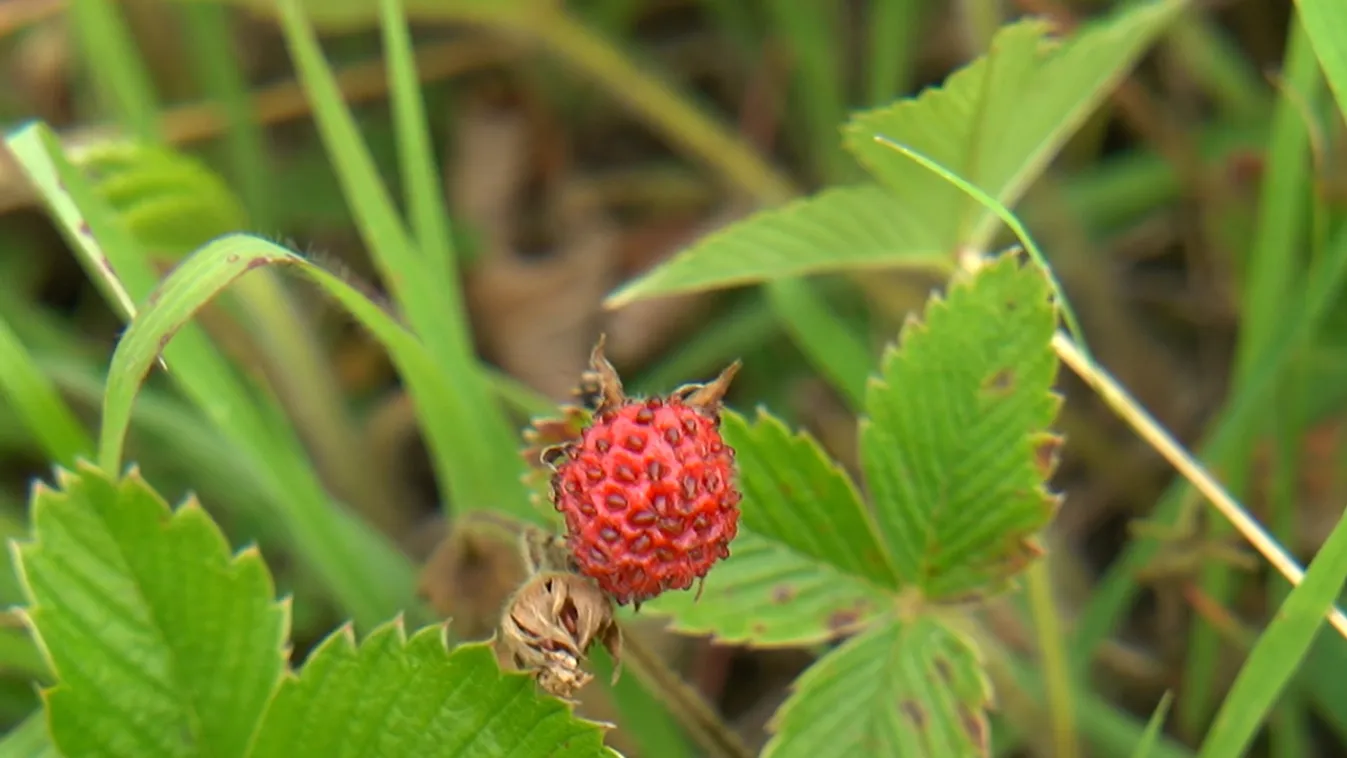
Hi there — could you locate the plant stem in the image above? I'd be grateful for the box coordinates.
[1025,559,1079,758]
[617,625,755,758]
[1050,330,1347,641]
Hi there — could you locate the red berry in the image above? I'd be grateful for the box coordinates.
[549,342,742,607]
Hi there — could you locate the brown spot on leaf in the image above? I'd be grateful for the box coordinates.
[247,257,269,270]
[772,585,795,604]
[900,700,925,728]
[985,368,1014,394]
[827,608,862,633]
[752,622,768,636]
[933,655,953,684]
[1033,434,1063,479]
[227,253,240,263]
[959,705,989,754]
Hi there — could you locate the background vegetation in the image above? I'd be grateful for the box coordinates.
[1,0,1347,756]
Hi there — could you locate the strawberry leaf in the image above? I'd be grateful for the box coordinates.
[862,253,1061,601]
[605,0,1180,304]
[764,615,991,758]
[643,409,893,645]
[606,185,952,306]
[845,0,1181,253]
[248,623,615,757]
[11,462,288,758]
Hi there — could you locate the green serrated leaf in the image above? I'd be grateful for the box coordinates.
[845,0,1182,252]
[643,409,893,645]
[606,185,952,306]
[606,1,1179,305]
[12,462,288,758]
[248,622,616,758]
[862,253,1060,601]
[764,616,991,758]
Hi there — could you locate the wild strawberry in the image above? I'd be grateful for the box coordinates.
[546,338,742,607]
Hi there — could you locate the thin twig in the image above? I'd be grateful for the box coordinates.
[1052,331,1347,640]
[618,626,756,758]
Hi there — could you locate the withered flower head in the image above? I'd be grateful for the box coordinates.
[495,569,622,701]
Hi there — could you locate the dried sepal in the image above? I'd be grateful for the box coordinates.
[495,570,622,700]
[584,334,627,414]
[675,359,742,415]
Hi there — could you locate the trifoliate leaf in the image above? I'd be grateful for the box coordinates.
[11,462,288,758]
[607,0,1179,305]
[248,621,616,758]
[845,0,1182,252]
[642,409,893,645]
[605,185,951,306]
[861,253,1061,601]
[764,615,991,758]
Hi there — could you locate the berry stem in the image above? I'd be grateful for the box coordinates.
[617,628,755,758]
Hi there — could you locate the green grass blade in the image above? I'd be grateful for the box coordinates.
[178,0,273,226]
[379,0,457,282]
[765,278,872,409]
[68,0,161,142]
[1196,508,1347,758]
[866,0,922,106]
[7,122,418,628]
[1294,0,1347,123]
[277,0,531,518]
[1072,218,1347,677]
[1131,692,1174,758]
[0,316,93,467]
[765,0,849,182]
[1179,18,1324,734]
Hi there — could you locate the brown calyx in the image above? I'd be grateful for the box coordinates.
[493,525,622,701]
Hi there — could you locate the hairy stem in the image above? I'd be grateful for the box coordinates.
[618,626,755,758]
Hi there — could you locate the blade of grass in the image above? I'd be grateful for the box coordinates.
[177,0,273,226]
[764,0,850,182]
[1162,15,1268,124]
[0,315,93,467]
[1293,0,1347,124]
[1071,196,1347,677]
[1196,506,1347,758]
[764,278,871,408]
[631,296,778,394]
[1026,559,1079,758]
[865,0,922,106]
[1179,18,1324,735]
[7,122,418,629]
[68,0,161,142]
[1131,692,1174,758]
[380,0,457,285]
[277,0,532,519]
